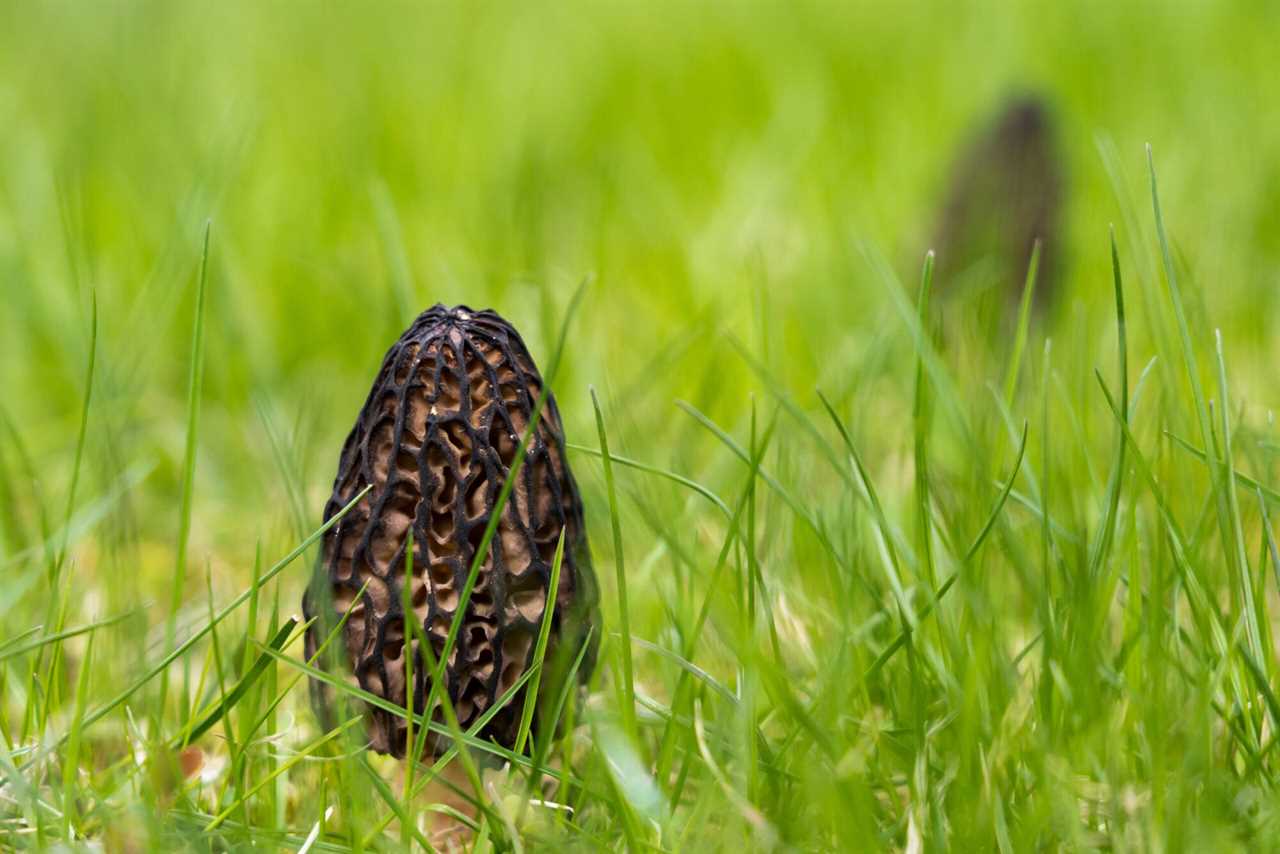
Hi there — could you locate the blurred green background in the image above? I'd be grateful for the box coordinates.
[4,2,1278,467]
[2,0,1277,503]
[3,0,1280,847]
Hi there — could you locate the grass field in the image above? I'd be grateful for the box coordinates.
[3,1,1280,850]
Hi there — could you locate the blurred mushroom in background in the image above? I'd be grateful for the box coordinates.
[932,95,1065,312]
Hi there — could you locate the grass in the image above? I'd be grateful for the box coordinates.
[4,0,1280,849]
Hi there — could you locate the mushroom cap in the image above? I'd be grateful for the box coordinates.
[303,304,598,758]
[933,94,1065,307]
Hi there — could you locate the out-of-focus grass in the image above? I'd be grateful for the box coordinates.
[2,0,1280,849]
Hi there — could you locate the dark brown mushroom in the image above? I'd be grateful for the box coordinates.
[303,304,597,758]
[932,95,1065,309]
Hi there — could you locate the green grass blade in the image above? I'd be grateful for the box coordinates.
[203,716,364,831]
[54,290,97,575]
[590,386,636,739]
[0,610,136,663]
[1215,329,1265,670]
[179,617,299,746]
[514,527,565,756]
[160,221,212,719]
[38,484,371,754]
[913,252,937,590]
[1086,229,1129,579]
[566,442,731,518]
[1001,239,1041,407]
[866,423,1027,679]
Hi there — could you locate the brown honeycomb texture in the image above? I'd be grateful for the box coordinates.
[303,304,598,758]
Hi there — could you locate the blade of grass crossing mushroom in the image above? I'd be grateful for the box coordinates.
[403,582,524,843]
[421,281,587,761]
[1001,240,1041,408]
[397,533,486,850]
[591,386,637,739]
[514,527,565,756]
[264,640,550,773]
[159,222,211,721]
[360,653,553,846]
[368,690,549,849]
[402,586,489,821]
[523,625,595,805]
[400,533,417,845]
[865,423,1028,680]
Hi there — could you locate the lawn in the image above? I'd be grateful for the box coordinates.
[3,0,1280,850]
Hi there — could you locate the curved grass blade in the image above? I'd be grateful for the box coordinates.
[865,422,1028,679]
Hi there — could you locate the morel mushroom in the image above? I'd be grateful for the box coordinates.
[303,304,597,758]
[932,94,1065,307]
